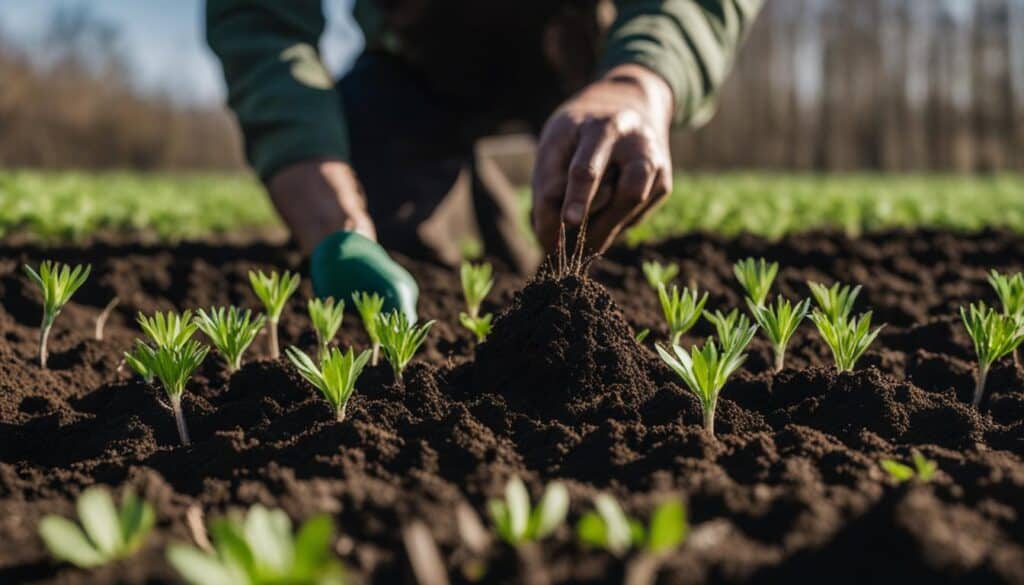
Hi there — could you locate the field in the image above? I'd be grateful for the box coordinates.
[1,171,1023,584]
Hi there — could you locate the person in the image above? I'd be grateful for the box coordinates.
[206,0,761,319]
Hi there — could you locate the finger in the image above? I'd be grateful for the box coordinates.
[563,121,618,225]
[586,158,656,253]
[531,116,578,251]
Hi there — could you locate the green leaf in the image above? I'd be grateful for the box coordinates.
[880,459,915,482]
[504,477,531,544]
[38,516,106,568]
[209,518,255,575]
[293,515,334,573]
[166,544,240,585]
[244,505,295,573]
[530,481,569,539]
[576,512,607,549]
[912,450,937,482]
[487,499,512,543]
[77,487,124,556]
[646,501,688,554]
[118,489,155,551]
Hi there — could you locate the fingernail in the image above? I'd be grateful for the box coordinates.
[565,203,584,223]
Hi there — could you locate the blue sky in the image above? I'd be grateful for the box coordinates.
[0,0,363,105]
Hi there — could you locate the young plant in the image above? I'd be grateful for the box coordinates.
[194,307,266,372]
[24,261,91,368]
[38,486,154,568]
[128,339,209,446]
[576,495,688,557]
[809,310,883,373]
[655,326,755,435]
[961,301,1024,407]
[137,310,198,351]
[487,476,569,546]
[249,269,301,359]
[657,284,708,345]
[642,260,679,290]
[880,449,937,483]
[703,309,755,353]
[167,504,343,585]
[307,297,345,360]
[807,281,861,322]
[459,261,495,343]
[748,296,812,372]
[733,257,778,308]
[286,346,372,422]
[988,269,1024,318]
[352,291,385,366]
[376,310,435,382]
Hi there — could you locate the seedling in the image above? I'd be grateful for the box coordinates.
[307,297,345,360]
[24,261,91,368]
[127,339,208,446]
[286,346,371,422]
[458,261,495,343]
[655,326,755,435]
[376,310,435,383]
[748,296,812,372]
[808,281,861,322]
[194,307,266,372]
[635,328,651,343]
[733,257,778,308]
[352,291,385,366]
[880,449,937,483]
[703,309,755,353]
[137,310,197,351]
[576,495,687,557]
[657,284,708,345]
[642,260,679,290]
[249,269,300,359]
[167,504,343,585]
[38,486,154,568]
[961,301,1024,407]
[809,310,883,373]
[487,476,569,546]
[988,269,1024,318]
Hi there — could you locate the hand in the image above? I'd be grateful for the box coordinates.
[267,158,377,255]
[531,64,674,254]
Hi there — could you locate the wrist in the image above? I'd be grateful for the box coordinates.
[600,64,674,128]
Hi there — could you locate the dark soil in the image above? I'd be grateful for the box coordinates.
[0,229,1023,584]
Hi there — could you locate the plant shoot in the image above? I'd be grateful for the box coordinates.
[38,486,154,568]
[286,346,372,422]
[307,297,345,360]
[809,310,883,373]
[194,306,265,372]
[24,261,91,368]
[249,269,300,359]
[352,291,385,365]
[703,308,755,353]
[961,301,1024,407]
[733,257,777,307]
[880,449,937,483]
[657,283,707,345]
[748,296,812,372]
[487,476,569,546]
[808,281,861,322]
[137,310,197,351]
[127,339,208,446]
[459,261,495,343]
[642,260,679,290]
[577,494,688,557]
[376,310,434,382]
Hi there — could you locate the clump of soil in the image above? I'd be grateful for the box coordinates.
[472,273,656,422]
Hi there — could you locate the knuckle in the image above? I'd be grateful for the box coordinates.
[569,163,600,183]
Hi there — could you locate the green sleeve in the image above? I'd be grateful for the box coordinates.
[602,0,763,126]
[206,0,349,180]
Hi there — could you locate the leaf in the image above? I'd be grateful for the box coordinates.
[77,487,124,556]
[530,482,569,539]
[166,544,240,585]
[504,477,531,543]
[38,516,106,568]
[912,450,938,482]
[118,489,155,551]
[293,515,334,572]
[646,501,688,553]
[576,512,607,548]
[487,499,512,543]
[209,518,255,574]
[594,494,633,556]
[244,505,295,573]
[880,459,915,482]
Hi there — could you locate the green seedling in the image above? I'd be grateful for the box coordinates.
[988,269,1024,367]
[137,310,198,351]
[249,270,301,359]
[167,504,343,585]
[961,301,1024,407]
[577,495,688,557]
[656,325,755,435]
[703,309,755,353]
[657,283,708,345]
[307,297,345,360]
[38,486,154,568]
[459,261,495,343]
[127,339,208,446]
[733,257,778,308]
[352,291,385,366]
[808,281,861,322]
[635,328,651,343]
[487,476,569,546]
[376,310,435,383]
[286,346,371,422]
[748,296,812,372]
[880,449,937,483]
[194,307,265,372]
[642,260,679,290]
[24,261,91,368]
[809,310,883,373]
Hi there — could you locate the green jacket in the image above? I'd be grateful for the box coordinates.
[207,0,762,180]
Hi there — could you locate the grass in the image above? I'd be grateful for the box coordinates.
[3,170,1023,243]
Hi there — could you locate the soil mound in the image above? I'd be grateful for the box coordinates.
[472,274,655,422]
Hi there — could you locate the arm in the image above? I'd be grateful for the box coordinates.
[206,0,374,253]
[531,0,763,253]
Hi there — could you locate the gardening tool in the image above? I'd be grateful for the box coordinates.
[310,230,419,323]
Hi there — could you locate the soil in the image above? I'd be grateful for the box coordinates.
[0,229,1022,584]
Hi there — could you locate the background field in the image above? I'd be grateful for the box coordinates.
[3,170,1023,246]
